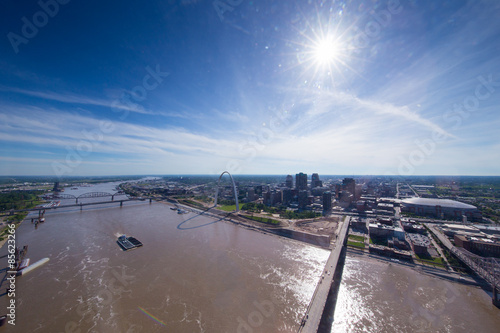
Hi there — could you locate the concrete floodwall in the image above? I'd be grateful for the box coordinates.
[270,228,331,248]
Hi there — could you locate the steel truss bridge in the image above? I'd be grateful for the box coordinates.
[427,225,500,307]
[51,192,123,203]
[2,196,153,216]
[451,247,500,293]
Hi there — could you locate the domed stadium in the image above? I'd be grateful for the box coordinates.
[401,197,482,221]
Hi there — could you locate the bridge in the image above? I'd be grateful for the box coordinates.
[50,191,121,203]
[298,216,350,332]
[427,225,500,307]
[2,196,153,216]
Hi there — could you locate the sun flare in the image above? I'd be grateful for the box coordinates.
[292,26,354,87]
[314,38,341,67]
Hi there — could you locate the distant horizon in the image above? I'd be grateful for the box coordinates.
[2,173,500,179]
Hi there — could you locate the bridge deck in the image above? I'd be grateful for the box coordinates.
[298,216,350,332]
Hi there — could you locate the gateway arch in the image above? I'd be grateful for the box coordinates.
[214,171,239,212]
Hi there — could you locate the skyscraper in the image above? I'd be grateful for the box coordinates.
[323,191,332,212]
[311,173,322,188]
[282,188,293,205]
[247,187,255,202]
[298,190,308,209]
[343,178,355,196]
[285,174,294,188]
[342,177,358,203]
[296,172,307,191]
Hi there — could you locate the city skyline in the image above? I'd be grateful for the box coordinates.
[1,1,500,176]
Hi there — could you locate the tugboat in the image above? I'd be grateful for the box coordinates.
[17,258,30,270]
[117,235,143,251]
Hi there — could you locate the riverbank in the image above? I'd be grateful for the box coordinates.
[0,213,30,250]
[163,200,335,249]
[0,216,7,250]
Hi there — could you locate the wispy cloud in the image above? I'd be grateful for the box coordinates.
[277,88,455,138]
[0,87,192,118]
[0,106,239,158]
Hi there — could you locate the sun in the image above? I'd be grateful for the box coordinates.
[289,27,355,88]
[313,37,341,67]
[286,12,361,88]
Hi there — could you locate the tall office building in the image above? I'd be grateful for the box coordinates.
[343,178,355,196]
[282,188,293,205]
[271,190,282,206]
[247,187,256,202]
[311,173,322,188]
[255,185,263,196]
[298,190,308,209]
[296,172,308,191]
[264,190,282,206]
[323,191,332,212]
[334,184,341,198]
[285,175,294,188]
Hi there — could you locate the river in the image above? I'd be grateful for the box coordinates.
[0,182,329,332]
[330,251,500,333]
[2,181,499,332]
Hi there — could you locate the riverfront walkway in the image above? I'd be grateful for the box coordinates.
[298,216,350,333]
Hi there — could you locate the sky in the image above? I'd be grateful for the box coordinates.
[0,0,499,177]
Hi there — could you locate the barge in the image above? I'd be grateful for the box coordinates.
[117,235,143,251]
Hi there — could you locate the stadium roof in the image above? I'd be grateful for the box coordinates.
[401,198,477,210]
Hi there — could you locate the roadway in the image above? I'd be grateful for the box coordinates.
[426,226,454,271]
[425,224,454,249]
[298,216,350,332]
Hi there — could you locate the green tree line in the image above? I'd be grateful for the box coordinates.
[241,202,321,219]
[0,191,43,211]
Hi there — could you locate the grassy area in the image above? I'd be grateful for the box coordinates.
[348,234,365,242]
[369,236,388,246]
[219,204,236,212]
[244,215,280,225]
[5,212,28,224]
[415,254,444,266]
[347,241,365,249]
[241,202,321,220]
[179,199,204,208]
[0,212,27,241]
[194,195,212,203]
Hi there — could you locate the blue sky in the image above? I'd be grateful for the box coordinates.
[0,0,499,176]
